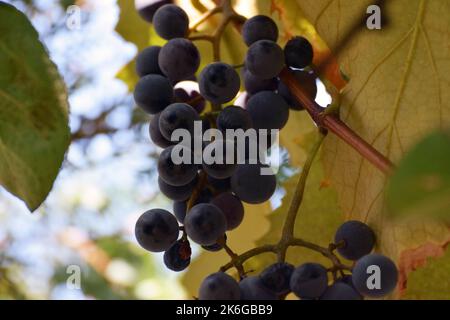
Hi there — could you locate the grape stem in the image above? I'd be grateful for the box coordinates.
[279,68,395,175]
[219,133,352,274]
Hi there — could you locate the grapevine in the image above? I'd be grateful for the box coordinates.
[133,0,399,300]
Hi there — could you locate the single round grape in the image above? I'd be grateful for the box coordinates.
[352,254,398,298]
[239,276,278,300]
[149,113,173,148]
[211,193,244,230]
[231,164,276,204]
[207,176,231,193]
[202,234,227,252]
[334,220,376,261]
[163,240,191,272]
[153,4,189,40]
[136,46,163,77]
[135,0,172,23]
[202,139,237,179]
[320,282,362,300]
[243,69,278,95]
[159,103,200,141]
[159,38,200,84]
[199,63,241,104]
[135,209,179,252]
[278,70,317,110]
[245,40,284,79]
[174,81,206,114]
[184,204,227,246]
[290,263,328,299]
[246,91,290,130]
[199,272,241,300]
[173,201,187,224]
[134,74,173,115]
[242,15,278,46]
[158,176,196,201]
[284,36,314,69]
[259,262,295,296]
[158,146,197,187]
[335,275,363,299]
[217,106,253,132]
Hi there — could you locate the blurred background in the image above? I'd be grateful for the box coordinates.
[0,0,188,299]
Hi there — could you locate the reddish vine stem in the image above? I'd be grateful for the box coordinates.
[279,68,395,175]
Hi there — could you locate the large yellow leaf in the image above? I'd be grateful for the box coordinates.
[296,0,450,296]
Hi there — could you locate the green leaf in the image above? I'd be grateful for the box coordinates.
[387,130,450,221]
[0,2,70,211]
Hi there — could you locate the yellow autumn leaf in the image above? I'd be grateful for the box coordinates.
[296,0,450,297]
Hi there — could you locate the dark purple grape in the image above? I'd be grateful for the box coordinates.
[134,74,173,115]
[290,263,328,299]
[158,176,196,201]
[320,282,362,300]
[149,113,173,148]
[202,234,227,252]
[159,38,200,84]
[135,209,179,252]
[352,254,398,298]
[184,204,226,246]
[202,140,237,179]
[199,272,240,300]
[211,193,244,231]
[158,103,200,141]
[158,146,197,187]
[242,15,278,46]
[278,70,317,110]
[199,62,241,104]
[231,164,276,204]
[334,275,363,299]
[163,240,191,272]
[284,36,314,69]
[135,0,172,23]
[153,4,189,40]
[245,40,284,79]
[246,91,290,130]
[334,220,376,261]
[243,69,279,95]
[136,46,163,77]
[259,262,295,296]
[239,276,277,300]
[217,106,253,132]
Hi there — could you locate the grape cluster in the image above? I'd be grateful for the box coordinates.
[200,221,398,300]
[132,4,398,300]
